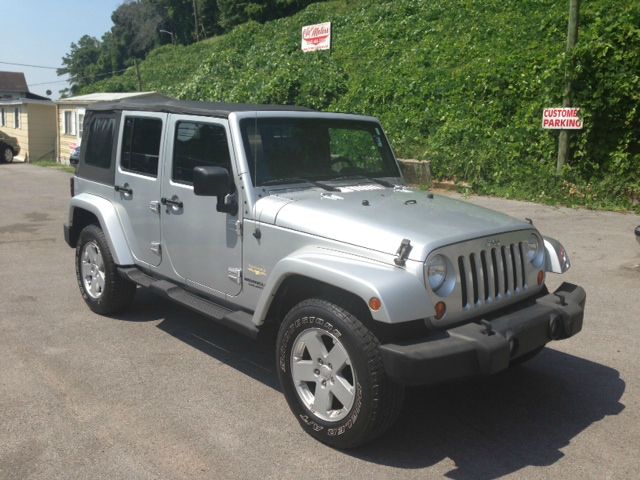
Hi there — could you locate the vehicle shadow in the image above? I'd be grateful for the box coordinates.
[116,289,625,478]
[113,289,280,390]
[351,349,625,478]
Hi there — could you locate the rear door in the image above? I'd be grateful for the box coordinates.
[113,112,167,267]
[160,114,242,296]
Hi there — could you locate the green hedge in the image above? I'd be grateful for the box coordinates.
[85,0,640,212]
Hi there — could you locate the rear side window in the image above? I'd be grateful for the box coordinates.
[120,117,162,177]
[84,116,115,169]
[172,121,231,184]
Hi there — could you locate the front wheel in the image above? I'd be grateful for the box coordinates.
[75,224,136,315]
[276,298,404,449]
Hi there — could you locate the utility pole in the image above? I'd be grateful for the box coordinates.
[192,0,201,42]
[134,59,143,92]
[556,0,580,175]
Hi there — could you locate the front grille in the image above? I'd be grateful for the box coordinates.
[457,242,528,308]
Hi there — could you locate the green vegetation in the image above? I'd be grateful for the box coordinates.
[59,1,321,95]
[84,0,640,212]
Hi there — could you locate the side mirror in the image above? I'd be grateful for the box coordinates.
[193,166,237,215]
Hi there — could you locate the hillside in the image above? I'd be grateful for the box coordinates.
[85,0,640,212]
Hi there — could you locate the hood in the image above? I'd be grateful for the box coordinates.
[254,186,532,262]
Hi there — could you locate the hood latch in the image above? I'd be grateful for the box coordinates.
[394,238,412,267]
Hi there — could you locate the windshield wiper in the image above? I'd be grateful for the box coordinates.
[260,177,339,192]
[327,175,396,188]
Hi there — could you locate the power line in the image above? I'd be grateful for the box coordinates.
[28,67,133,87]
[0,60,60,70]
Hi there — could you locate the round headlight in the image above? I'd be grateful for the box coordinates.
[427,255,447,291]
[526,234,540,262]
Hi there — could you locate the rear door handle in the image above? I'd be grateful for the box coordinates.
[114,184,133,195]
[161,197,183,209]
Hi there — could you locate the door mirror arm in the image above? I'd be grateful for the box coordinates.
[217,192,238,215]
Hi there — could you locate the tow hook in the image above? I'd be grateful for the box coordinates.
[480,319,495,336]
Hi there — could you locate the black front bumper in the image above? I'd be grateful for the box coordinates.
[380,282,586,385]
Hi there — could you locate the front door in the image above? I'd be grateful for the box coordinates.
[160,114,242,296]
[114,112,167,267]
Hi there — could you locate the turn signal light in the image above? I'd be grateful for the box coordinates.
[368,297,382,311]
[435,301,446,320]
[537,270,544,285]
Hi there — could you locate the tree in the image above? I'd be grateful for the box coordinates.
[217,0,321,31]
[57,35,106,95]
[111,1,162,60]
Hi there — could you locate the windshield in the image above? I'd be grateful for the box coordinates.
[240,117,400,186]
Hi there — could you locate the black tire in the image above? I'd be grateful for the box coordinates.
[276,298,404,449]
[3,146,13,163]
[510,345,545,366]
[75,224,136,315]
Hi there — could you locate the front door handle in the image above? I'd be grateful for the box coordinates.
[114,184,133,195]
[161,197,183,209]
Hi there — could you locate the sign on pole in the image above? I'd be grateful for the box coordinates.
[301,22,331,52]
[542,107,583,130]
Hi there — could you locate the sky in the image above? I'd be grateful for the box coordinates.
[1,0,124,99]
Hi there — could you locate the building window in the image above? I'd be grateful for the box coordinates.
[14,108,20,129]
[64,111,76,135]
[0,108,5,127]
[78,113,85,138]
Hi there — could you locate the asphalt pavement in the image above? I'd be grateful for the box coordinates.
[1,163,639,479]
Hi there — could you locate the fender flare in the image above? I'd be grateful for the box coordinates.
[253,247,434,325]
[68,193,134,265]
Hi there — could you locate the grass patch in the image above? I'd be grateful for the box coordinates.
[32,160,76,174]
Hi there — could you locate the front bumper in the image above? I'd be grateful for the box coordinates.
[380,282,585,385]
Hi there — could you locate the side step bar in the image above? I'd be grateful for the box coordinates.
[118,267,259,339]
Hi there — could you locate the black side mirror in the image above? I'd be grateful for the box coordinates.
[193,166,237,215]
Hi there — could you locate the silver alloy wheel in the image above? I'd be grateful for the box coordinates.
[290,327,356,422]
[80,241,106,299]
[4,147,13,163]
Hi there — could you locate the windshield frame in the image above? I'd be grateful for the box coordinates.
[238,115,402,187]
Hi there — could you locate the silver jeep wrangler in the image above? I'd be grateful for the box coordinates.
[64,98,586,448]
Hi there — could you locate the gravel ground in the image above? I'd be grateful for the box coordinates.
[1,163,639,480]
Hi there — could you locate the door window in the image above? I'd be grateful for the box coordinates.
[172,121,231,185]
[120,117,163,177]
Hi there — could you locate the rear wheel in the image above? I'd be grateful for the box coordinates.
[75,224,136,315]
[3,147,13,163]
[276,298,404,449]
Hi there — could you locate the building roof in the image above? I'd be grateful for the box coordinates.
[0,98,56,107]
[57,91,159,104]
[88,96,313,118]
[0,71,28,93]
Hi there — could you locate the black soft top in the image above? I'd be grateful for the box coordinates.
[88,95,313,118]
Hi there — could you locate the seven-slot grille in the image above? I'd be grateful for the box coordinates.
[457,242,529,308]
